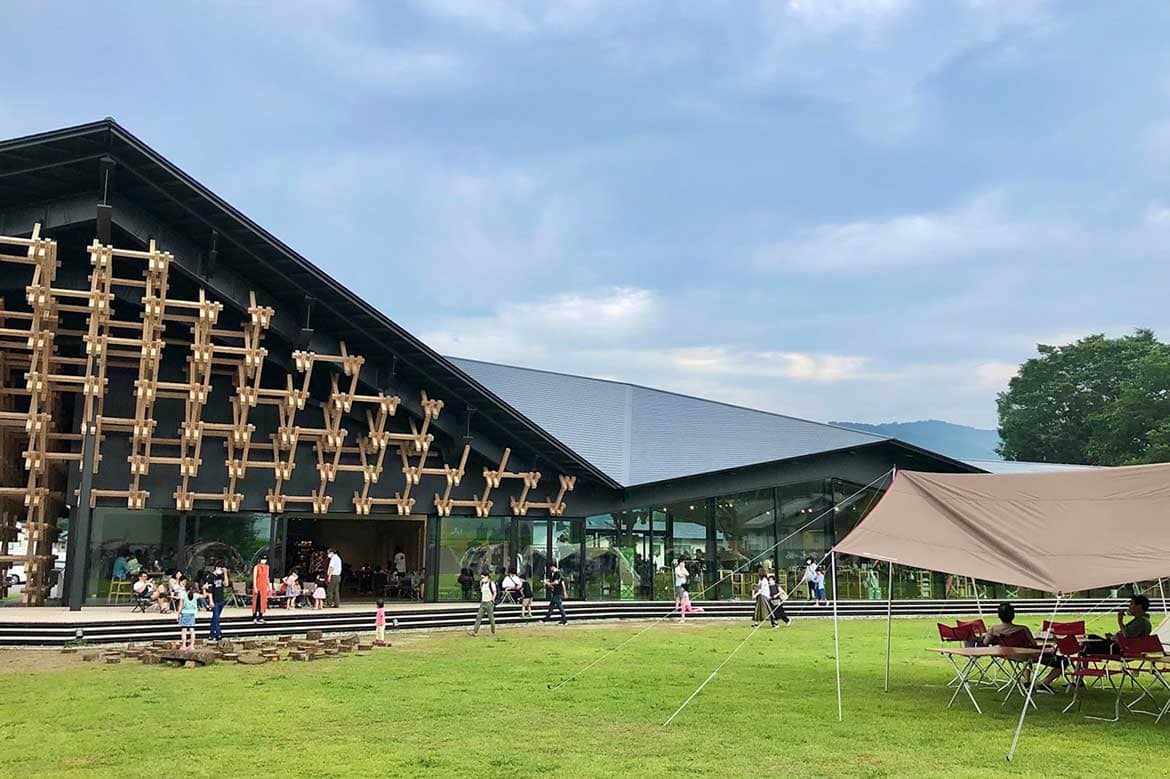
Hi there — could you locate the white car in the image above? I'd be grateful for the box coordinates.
[5,564,24,587]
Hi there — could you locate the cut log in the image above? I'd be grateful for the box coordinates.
[237,655,267,666]
[306,630,322,640]
[155,649,218,666]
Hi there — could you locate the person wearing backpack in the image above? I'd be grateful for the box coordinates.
[468,569,497,636]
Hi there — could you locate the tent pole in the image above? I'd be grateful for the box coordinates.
[832,551,842,722]
[884,560,893,692]
[1006,594,1062,762]
[1159,579,1168,619]
[971,577,984,618]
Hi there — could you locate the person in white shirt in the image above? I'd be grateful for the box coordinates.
[393,549,407,576]
[673,559,689,611]
[326,548,342,607]
[501,568,523,603]
[468,570,497,636]
[802,558,818,601]
[753,567,776,627]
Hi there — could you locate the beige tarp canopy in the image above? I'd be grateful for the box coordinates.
[834,462,1170,593]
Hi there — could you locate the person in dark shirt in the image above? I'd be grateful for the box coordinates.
[206,562,230,641]
[541,563,567,625]
[1109,595,1153,642]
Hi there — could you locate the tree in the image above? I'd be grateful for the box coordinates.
[996,330,1170,465]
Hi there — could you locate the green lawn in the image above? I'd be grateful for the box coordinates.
[0,614,1164,777]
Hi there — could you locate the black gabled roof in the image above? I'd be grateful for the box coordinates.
[0,119,618,489]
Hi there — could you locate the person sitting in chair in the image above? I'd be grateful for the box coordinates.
[500,567,523,604]
[1111,594,1152,642]
[985,602,1065,692]
[132,571,154,599]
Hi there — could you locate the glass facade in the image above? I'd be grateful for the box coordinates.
[83,509,273,604]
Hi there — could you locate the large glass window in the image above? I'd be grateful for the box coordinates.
[550,520,583,600]
[776,480,833,600]
[435,517,509,601]
[183,513,272,584]
[515,519,549,582]
[653,501,712,599]
[714,489,777,599]
[84,509,181,604]
[584,510,651,600]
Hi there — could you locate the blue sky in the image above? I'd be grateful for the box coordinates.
[5,0,1170,428]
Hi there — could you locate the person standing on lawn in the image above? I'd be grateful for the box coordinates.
[326,547,343,608]
[542,563,568,625]
[802,558,818,601]
[468,570,497,637]
[207,562,229,641]
[374,599,387,646]
[752,567,775,627]
[251,555,270,624]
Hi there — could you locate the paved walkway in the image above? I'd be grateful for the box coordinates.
[0,600,478,623]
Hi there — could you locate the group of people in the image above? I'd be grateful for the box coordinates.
[467,563,569,637]
[976,596,1154,692]
[249,548,343,623]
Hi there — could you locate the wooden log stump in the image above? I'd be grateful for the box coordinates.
[237,655,267,666]
[155,649,218,666]
[357,643,373,651]
[306,630,322,641]
[222,653,240,662]
[142,654,161,665]
[82,652,100,662]
[104,656,121,664]
[61,647,78,654]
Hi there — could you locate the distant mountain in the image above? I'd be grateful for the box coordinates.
[829,419,1002,461]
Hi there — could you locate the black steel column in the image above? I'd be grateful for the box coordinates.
[96,156,115,244]
[65,421,98,611]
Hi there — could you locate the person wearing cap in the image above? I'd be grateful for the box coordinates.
[251,555,271,624]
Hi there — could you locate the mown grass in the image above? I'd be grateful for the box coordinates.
[0,614,1163,777]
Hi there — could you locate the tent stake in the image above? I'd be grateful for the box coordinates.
[1006,593,1062,762]
[832,551,842,722]
[884,560,893,692]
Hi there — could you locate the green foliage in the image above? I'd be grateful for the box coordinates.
[997,329,1170,465]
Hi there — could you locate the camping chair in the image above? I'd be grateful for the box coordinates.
[130,589,153,613]
[1117,635,1169,716]
[993,628,1044,705]
[1060,635,1127,721]
[1042,620,1086,638]
[938,623,981,687]
[956,619,1007,685]
[229,581,250,608]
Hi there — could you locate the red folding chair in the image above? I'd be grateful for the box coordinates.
[1061,634,1126,721]
[939,623,981,687]
[1042,619,1086,638]
[1117,635,1169,716]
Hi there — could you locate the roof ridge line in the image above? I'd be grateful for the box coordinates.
[447,355,889,441]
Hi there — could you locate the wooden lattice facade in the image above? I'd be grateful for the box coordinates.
[0,227,574,604]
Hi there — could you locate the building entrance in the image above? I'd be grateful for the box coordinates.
[284,515,427,602]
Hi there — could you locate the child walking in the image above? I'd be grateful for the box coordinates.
[814,567,827,606]
[374,599,387,646]
[312,579,326,610]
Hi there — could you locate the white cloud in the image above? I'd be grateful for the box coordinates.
[412,0,621,36]
[753,193,1033,272]
[1145,202,1170,226]
[422,287,658,363]
[781,0,911,34]
[591,346,869,383]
